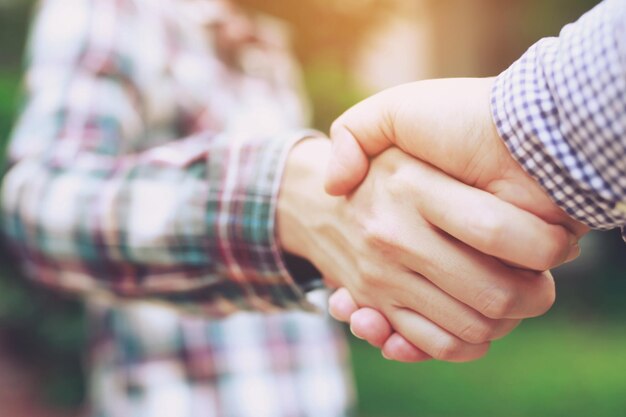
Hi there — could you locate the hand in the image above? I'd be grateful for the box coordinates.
[330,287,431,362]
[278,138,569,362]
[323,77,589,361]
[325,77,588,242]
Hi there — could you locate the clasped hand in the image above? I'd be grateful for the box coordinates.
[305,77,587,362]
[326,79,587,361]
[278,79,586,361]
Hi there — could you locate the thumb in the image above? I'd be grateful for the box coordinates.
[325,94,397,195]
[324,125,370,195]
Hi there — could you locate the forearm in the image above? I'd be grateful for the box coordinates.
[0,0,333,314]
[1,131,322,313]
[491,0,626,236]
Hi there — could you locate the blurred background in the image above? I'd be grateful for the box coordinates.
[1,0,625,416]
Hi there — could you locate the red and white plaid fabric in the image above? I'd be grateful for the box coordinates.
[1,0,355,416]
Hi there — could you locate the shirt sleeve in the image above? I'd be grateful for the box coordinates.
[0,0,321,314]
[491,0,626,240]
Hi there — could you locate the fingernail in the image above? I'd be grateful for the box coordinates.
[381,350,391,360]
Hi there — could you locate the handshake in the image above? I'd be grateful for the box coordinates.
[277,77,589,363]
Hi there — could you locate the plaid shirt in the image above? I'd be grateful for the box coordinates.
[1,0,354,416]
[492,0,626,240]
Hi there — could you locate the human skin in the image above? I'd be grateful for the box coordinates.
[277,137,580,362]
[322,77,589,362]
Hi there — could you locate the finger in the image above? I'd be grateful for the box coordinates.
[491,318,522,340]
[324,125,372,196]
[396,226,556,320]
[489,166,591,239]
[330,79,502,185]
[378,161,558,319]
[328,288,359,322]
[427,189,572,271]
[391,271,521,344]
[350,308,393,348]
[387,308,491,362]
[407,161,574,271]
[327,82,589,261]
[382,333,431,363]
[325,91,399,196]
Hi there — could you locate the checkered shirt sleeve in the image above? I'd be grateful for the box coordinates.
[491,0,626,240]
[0,0,319,313]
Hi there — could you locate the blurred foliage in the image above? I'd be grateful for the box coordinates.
[0,0,624,415]
[0,64,86,409]
[352,318,626,417]
[0,0,31,68]
[0,71,20,158]
[553,231,626,319]
[0,241,86,408]
[237,0,397,66]
[236,0,397,130]
[516,0,602,43]
[303,62,366,132]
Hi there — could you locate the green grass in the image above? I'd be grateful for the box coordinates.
[350,317,626,417]
[0,70,22,154]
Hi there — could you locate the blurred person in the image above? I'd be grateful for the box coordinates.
[1,1,357,416]
[325,0,625,362]
[0,0,581,416]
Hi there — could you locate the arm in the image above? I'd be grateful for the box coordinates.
[325,1,626,362]
[0,0,315,312]
[492,0,626,237]
[325,1,623,236]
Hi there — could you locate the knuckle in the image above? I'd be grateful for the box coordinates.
[361,219,394,250]
[358,268,380,289]
[386,169,411,198]
[476,286,517,319]
[355,260,388,292]
[458,317,498,344]
[431,335,464,361]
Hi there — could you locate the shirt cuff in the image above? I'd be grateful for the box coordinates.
[226,129,325,313]
[490,47,626,234]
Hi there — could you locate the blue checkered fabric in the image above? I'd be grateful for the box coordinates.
[492,0,626,240]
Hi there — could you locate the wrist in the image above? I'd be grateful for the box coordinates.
[276,137,337,260]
